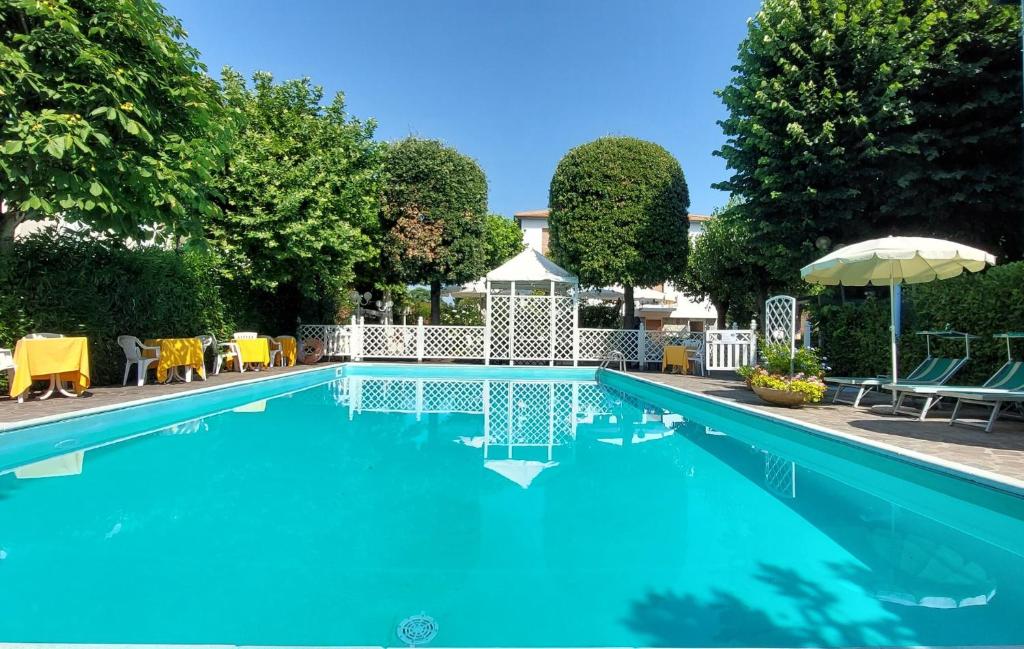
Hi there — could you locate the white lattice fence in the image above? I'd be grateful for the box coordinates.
[297,324,352,358]
[488,295,511,360]
[705,329,757,370]
[577,328,641,362]
[361,325,418,359]
[643,331,704,364]
[423,326,485,359]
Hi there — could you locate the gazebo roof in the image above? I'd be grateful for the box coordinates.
[485,248,577,284]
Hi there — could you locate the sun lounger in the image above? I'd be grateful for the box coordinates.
[940,389,1024,433]
[888,361,1024,420]
[827,356,964,407]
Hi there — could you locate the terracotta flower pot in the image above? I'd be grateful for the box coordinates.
[752,384,807,408]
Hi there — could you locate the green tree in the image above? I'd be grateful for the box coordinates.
[0,0,232,241]
[548,136,690,328]
[680,205,760,328]
[715,0,1023,291]
[483,213,525,269]
[379,137,488,324]
[207,69,381,329]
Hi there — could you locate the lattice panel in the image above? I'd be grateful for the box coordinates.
[422,379,485,413]
[423,326,485,359]
[488,295,511,359]
[576,382,613,416]
[553,296,575,360]
[298,324,351,357]
[578,328,641,361]
[361,325,417,358]
[765,295,796,345]
[512,296,554,360]
[764,452,797,498]
[644,331,704,363]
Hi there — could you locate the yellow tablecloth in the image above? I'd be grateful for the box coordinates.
[662,345,690,374]
[9,337,90,398]
[231,338,270,368]
[275,336,297,366]
[144,338,206,383]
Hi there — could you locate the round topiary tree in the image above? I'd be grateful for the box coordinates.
[379,138,488,324]
[548,136,690,328]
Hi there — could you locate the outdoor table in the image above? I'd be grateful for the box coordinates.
[662,345,690,374]
[144,338,206,383]
[8,337,90,402]
[275,336,298,367]
[229,338,270,370]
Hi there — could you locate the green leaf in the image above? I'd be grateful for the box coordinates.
[89,181,103,197]
[3,140,24,154]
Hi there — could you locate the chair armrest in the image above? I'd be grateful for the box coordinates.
[140,344,161,357]
[219,342,240,355]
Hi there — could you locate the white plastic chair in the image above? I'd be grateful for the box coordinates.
[260,335,283,367]
[117,335,160,386]
[275,335,296,366]
[233,331,258,339]
[203,334,242,374]
[0,348,14,396]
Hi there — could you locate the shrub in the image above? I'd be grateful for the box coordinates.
[0,228,237,385]
[759,339,824,377]
[579,303,621,329]
[749,368,827,403]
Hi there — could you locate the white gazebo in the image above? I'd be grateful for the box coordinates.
[483,248,579,365]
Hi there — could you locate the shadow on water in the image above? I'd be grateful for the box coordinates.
[623,561,917,648]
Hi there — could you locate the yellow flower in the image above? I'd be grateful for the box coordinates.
[120,101,135,112]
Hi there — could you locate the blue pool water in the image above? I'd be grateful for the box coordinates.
[0,364,1022,647]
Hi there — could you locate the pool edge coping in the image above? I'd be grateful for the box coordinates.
[604,368,1024,497]
[0,363,343,434]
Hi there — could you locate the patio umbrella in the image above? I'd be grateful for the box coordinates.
[800,236,995,393]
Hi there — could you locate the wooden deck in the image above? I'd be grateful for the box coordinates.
[631,370,1024,483]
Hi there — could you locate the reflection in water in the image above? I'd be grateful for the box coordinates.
[339,375,1016,619]
[14,450,84,479]
[341,376,684,489]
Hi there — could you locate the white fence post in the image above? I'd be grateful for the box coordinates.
[416,317,425,362]
[350,316,362,361]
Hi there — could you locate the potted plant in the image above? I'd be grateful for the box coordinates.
[746,341,827,407]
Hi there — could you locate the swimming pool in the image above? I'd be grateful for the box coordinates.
[0,363,1022,647]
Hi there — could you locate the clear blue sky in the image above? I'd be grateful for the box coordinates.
[163,0,761,217]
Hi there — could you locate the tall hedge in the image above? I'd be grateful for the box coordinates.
[0,229,237,386]
[811,262,1024,383]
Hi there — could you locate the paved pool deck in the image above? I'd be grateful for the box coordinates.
[0,362,1021,484]
[0,364,331,426]
[631,370,1024,482]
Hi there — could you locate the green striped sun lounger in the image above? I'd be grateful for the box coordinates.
[826,356,965,408]
[888,361,1024,421]
[941,387,1024,433]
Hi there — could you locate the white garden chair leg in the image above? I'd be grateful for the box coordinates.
[123,363,132,387]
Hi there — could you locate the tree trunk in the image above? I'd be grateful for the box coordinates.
[430,280,442,325]
[623,284,636,329]
[713,297,730,329]
[756,285,769,332]
[1,207,25,249]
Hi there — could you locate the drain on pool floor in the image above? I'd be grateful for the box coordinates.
[397,612,438,646]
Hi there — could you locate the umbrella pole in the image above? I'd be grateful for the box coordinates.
[889,267,899,405]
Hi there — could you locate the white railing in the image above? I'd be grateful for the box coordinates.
[297,320,756,370]
[705,329,757,370]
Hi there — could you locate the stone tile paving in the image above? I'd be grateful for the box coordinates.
[0,364,332,425]
[630,370,1024,483]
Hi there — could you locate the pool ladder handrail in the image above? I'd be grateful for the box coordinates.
[600,350,626,372]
